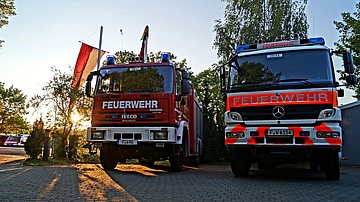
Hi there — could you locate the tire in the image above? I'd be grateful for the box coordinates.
[170,145,184,172]
[189,156,200,167]
[230,150,251,177]
[139,160,155,167]
[100,143,118,170]
[325,150,340,180]
[309,159,320,171]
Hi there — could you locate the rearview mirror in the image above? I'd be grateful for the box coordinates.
[343,52,354,74]
[181,79,190,95]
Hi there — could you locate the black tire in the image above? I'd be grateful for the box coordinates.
[309,159,320,171]
[189,156,200,167]
[139,160,155,167]
[170,145,184,172]
[325,150,340,180]
[100,143,118,170]
[230,150,251,177]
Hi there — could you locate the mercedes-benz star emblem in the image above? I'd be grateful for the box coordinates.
[272,106,285,118]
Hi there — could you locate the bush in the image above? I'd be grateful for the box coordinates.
[24,129,45,159]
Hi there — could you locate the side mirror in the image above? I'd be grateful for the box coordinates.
[182,70,190,80]
[85,73,94,97]
[343,52,355,74]
[181,79,190,95]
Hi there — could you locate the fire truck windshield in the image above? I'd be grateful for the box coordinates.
[97,65,174,94]
[229,49,334,91]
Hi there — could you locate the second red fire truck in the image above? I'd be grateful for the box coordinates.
[221,36,357,180]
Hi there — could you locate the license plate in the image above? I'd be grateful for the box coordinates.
[267,129,293,136]
[117,140,138,145]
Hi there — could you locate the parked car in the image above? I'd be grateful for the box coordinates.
[19,134,30,146]
[4,135,21,146]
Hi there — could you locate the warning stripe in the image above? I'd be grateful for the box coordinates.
[226,90,337,110]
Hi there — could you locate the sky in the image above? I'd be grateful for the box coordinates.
[0,0,358,123]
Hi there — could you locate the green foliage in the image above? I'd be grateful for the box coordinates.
[0,0,16,48]
[192,67,228,163]
[0,82,29,134]
[113,50,192,73]
[334,2,360,99]
[68,129,100,163]
[51,130,67,158]
[214,0,308,61]
[23,157,77,166]
[24,122,45,159]
[29,67,92,159]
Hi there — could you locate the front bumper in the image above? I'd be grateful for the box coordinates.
[225,122,342,149]
[87,126,177,143]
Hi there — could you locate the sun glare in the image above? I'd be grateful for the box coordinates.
[71,112,81,123]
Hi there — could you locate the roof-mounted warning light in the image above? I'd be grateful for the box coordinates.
[161,52,170,62]
[106,55,115,65]
[308,37,325,44]
[235,37,326,53]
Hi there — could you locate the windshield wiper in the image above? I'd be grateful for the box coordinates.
[276,78,318,87]
[231,82,270,90]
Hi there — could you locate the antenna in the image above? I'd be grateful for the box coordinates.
[120,29,123,51]
[313,16,315,36]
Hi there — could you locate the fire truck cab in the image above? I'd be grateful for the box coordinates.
[221,36,357,180]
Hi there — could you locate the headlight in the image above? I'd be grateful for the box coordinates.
[91,131,105,140]
[316,132,340,138]
[228,112,242,120]
[154,131,168,140]
[226,132,245,138]
[318,109,334,119]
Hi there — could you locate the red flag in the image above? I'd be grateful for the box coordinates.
[71,43,106,89]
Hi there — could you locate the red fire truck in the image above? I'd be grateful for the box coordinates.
[220,36,357,180]
[84,27,203,171]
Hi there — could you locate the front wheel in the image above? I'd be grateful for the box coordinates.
[230,150,251,177]
[100,143,118,170]
[169,145,184,172]
[325,150,340,180]
[139,160,155,167]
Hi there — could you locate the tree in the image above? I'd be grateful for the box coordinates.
[29,67,92,158]
[188,0,309,162]
[213,0,308,61]
[0,82,29,134]
[24,119,45,159]
[192,66,227,162]
[113,50,191,73]
[334,2,360,99]
[0,0,16,48]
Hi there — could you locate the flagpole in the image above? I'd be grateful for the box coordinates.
[97,26,103,70]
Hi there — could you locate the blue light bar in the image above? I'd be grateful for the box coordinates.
[236,45,250,52]
[309,37,325,44]
[161,53,170,62]
[106,55,115,65]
